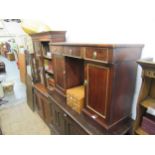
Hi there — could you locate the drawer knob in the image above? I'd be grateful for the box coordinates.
[93,51,97,59]
[63,70,66,75]
[69,49,72,54]
[63,113,67,117]
[84,80,88,86]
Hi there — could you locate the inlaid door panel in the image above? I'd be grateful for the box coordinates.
[85,63,111,119]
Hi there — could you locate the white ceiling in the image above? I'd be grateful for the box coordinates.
[0,19,25,38]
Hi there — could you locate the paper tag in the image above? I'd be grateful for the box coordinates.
[147,107,155,116]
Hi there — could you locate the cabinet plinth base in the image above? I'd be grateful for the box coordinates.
[82,108,132,134]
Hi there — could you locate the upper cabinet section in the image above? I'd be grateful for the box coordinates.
[50,43,144,64]
[30,31,66,42]
[30,31,66,92]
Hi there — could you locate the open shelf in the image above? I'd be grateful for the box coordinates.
[47,86,55,92]
[45,69,54,75]
[135,127,149,135]
[43,55,52,60]
[141,97,155,110]
[36,54,41,57]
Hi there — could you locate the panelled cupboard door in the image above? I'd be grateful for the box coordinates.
[51,100,88,135]
[52,102,66,134]
[85,63,111,120]
[41,97,51,125]
[66,118,88,135]
[34,91,44,119]
[53,54,66,94]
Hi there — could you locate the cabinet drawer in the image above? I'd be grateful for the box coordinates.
[51,46,64,55]
[64,46,83,58]
[85,47,109,62]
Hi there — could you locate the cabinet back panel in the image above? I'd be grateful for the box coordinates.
[65,57,84,88]
[53,55,65,91]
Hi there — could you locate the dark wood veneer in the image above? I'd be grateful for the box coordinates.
[50,43,144,132]
[30,31,66,127]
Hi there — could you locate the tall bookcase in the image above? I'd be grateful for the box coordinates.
[30,31,66,125]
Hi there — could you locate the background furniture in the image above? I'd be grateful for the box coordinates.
[19,52,26,84]
[134,59,155,135]
[25,53,35,110]
[0,61,6,73]
[49,43,144,134]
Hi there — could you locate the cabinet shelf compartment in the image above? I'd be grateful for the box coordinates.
[43,55,52,60]
[45,69,54,75]
[47,78,55,92]
[139,113,155,135]
[134,59,155,134]
[41,41,51,57]
[141,97,155,110]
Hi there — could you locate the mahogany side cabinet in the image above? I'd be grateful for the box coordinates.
[50,43,144,133]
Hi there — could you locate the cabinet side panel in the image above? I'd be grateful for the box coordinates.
[110,61,138,123]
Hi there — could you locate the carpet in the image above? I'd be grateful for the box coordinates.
[0,103,51,135]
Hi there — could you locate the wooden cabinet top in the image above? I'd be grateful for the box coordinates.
[30,31,66,41]
[33,83,48,97]
[50,42,144,48]
[50,42,144,64]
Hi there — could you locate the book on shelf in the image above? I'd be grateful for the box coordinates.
[141,113,155,134]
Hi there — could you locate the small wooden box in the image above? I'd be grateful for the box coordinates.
[66,86,84,114]
[7,53,15,61]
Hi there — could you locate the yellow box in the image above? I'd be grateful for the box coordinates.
[66,86,84,114]
[2,82,14,94]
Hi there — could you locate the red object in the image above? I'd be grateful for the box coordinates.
[16,61,19,69]
[141,114,155,134]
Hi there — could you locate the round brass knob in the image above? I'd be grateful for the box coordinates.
[93,51,97,59]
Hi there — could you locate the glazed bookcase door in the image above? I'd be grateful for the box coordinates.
[85,63,111,120]
[30,54,40,83]
[33,41,42,56]
[34,91,44,119]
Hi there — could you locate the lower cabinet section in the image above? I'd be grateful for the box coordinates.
[34,89,52,126]
[51,100,88,135]
[67,118,88,135]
